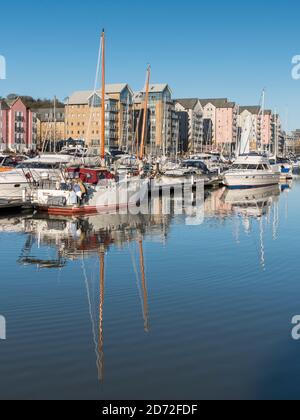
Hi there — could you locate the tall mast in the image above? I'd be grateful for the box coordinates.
[101,30,106,160]
[274,108,278,161]
[163,95,167,157]
[53,95,56,153]
[260,89,265,153]
[126,94,130,153]
[139,65,151,160]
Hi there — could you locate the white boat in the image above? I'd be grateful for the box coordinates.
[0,154,99,199]
[28,176,149,216]
[224,153,280,189]
[153,159,210,191]
[189,153,226,173]
[269,157,293,179]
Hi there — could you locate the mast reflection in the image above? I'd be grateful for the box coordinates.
[0,185,288,381]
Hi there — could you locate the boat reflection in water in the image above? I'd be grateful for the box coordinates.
[0,185,285,383]
[221,185,280,218]
[207,185,282,269]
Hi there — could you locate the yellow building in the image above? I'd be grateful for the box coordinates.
[65,84,133,151]
[36,108,65,150]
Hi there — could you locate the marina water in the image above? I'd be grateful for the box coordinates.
[0,180,300,400]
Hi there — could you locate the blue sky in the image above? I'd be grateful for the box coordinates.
[0,0,299,130]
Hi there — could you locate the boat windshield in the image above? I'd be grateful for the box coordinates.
[17,162,63,170]
[232,164,270,170]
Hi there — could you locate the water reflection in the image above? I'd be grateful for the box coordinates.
[0,184,292,387]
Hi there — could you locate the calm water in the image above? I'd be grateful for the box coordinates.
[0,180,300,400]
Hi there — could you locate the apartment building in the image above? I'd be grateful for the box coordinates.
[0,100,9,151]
[239,106,274,152]
[36,108,65,149]
[238,106,260,151]
[175,99,204,153]
[133,84,179,156]
[65,84,133,151]
[0,97,37,152]
[287,130,300,154]
[215,102,238,153]
[199,98,239,152]
[199,98,228,145]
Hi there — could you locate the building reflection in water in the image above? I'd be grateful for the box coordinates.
[0,184,289,382]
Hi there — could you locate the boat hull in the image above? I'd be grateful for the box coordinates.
[224,172,280,189]
[36,203,130,216]
[31,179,149,216]
[0,182,28,199]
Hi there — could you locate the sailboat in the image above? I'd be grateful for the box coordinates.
[28,31,148,215]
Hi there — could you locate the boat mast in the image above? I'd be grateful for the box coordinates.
[139,65,151,160]
[53,95,57,153]
[126,94,130,153]
[101,30,106,160]
[274,108,278,162]
[163,95,167,157]
[260,89,265,154]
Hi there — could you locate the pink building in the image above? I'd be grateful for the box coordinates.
[200,99,238,152]
[215,102,238,152]
[260,111,273,147]
[0,101,9,151]
[0,97,37,152]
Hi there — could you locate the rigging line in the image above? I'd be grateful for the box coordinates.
[42,114,52,153]
[241,115,256,155]
[259,216,266,270]
[128,241,144,317]
[81,255,100,375]
[86,35,102,145]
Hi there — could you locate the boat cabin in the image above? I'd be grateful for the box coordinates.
[66,167,115,185]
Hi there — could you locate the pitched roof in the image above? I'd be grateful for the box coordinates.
[36,108,65,122]
[133,84,173,104]
[142,84,171,93]
[199,98,228,107]
[175,98,199,110]
[239,106,272,116]
[67,84,133,105]
[239,106,261,115]
[4,98,20,107]
[0,100,10,110]
[218,101,236,109]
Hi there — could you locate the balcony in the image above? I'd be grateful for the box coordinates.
[15,127,25,134]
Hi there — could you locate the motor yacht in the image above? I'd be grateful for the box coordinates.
[0,154,28,172]
[224,153,280,189]
[0,154,89,199]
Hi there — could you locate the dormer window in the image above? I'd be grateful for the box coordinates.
[88,94,101,108]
